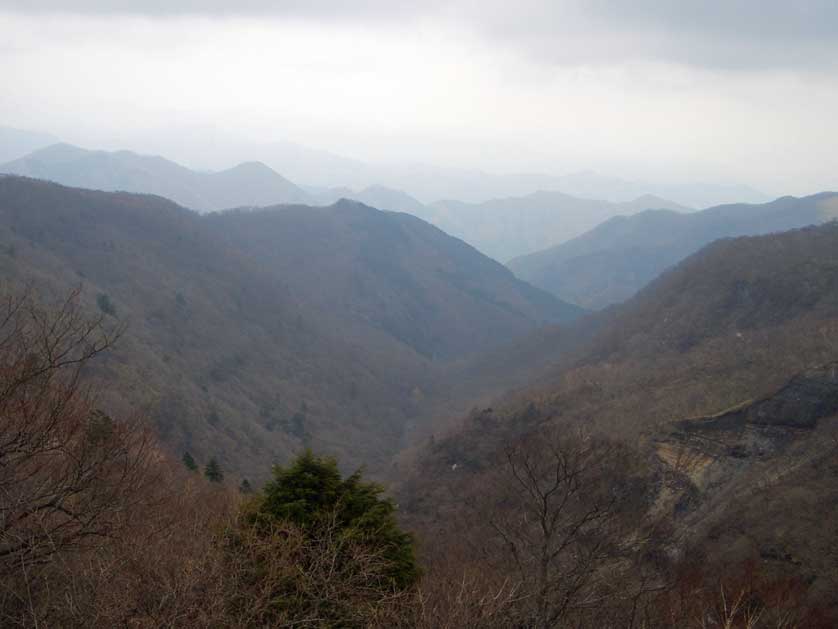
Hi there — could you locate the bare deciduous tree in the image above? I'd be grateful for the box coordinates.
[0,286,154,577]
[469,427,656,628]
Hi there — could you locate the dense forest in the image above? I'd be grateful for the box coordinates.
[0,176,578,481]
[1,175,838,626]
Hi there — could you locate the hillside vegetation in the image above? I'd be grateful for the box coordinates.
[3,173,838,625]
[509,192,838,308]
[403,222,838,621]
[0,176,577,481]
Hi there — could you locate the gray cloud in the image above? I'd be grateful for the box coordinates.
[469,1,838,70]
[1,1,836,71]
[1,0,837,196]
[0,0,433,18]
[611,0,838,43]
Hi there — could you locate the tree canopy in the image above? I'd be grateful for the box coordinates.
[254,450,419,590]
[204,458,223,483]
[182,451,198,472]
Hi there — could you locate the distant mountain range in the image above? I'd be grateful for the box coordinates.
[2,139,784,278]
[305,186,694,263]
[3,144,708,264]
[174,136,768,207]
[1,126,768,208]
[417,191,688,262]
[531,169,769,209]
[306,184,428,215]
[227,144,768,207]
[508,192,838,309]
[0,143,312,211]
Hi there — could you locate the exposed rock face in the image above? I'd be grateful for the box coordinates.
[747,363,838,428]
[656,361,838,499]
[660,363,838,454]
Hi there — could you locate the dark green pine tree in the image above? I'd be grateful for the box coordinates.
[204,457,224,483]
[239,478,253,494]
[254,450,419,589]
[181,451,198,472]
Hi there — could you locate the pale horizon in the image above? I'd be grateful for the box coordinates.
[2,2,838,198]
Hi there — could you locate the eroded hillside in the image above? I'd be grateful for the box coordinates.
[403,223,838,612]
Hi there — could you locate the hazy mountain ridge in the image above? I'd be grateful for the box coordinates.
[535,169,768,208]
[2,140,773,273]
[205,199,582,360]
[165,136,767,207]
[306,184,428,215]
[509,192,838,309]
[0,176,577,480]
[303,186,688,264]
[0,143,313,211]
[419,190,687,262]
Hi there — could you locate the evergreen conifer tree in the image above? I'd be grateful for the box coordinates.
[253,450,418,589]
[204,457,223,483]
[182,451,198,472]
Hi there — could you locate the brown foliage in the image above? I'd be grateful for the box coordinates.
[404,428,672,628]
[0,286,152,570]
[0,286,162,625]
[645,557,833,629]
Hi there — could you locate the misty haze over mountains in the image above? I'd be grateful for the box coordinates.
[4,2,838,626]
[0,125,767,209]
[510,192,838,308]
[3,127,833,320]
[420,191,689,262]
[0,128,776,270]
[0,141,312,211]
[0,126,59,164]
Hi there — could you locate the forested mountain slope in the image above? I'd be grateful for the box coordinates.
[405,222,838,612]
[509,192,838,308]
[206,201,580,360]
[0,176,577,480]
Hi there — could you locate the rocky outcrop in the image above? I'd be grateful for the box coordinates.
[656,362,838,495]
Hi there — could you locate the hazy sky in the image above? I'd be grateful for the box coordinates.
[1,1,837,195]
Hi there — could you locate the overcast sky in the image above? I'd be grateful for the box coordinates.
[1,1,837,195]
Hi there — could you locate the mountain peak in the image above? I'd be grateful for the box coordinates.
[332,197,373,211]
[0,144,311,210]
[228,160,274,173]
[18,142,91,163]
